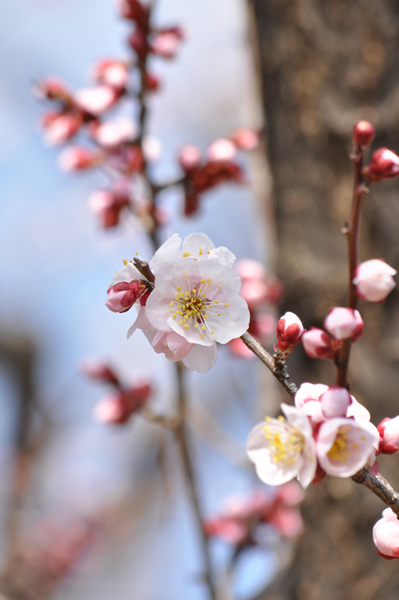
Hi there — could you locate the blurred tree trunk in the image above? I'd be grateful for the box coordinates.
[249,1,399,599]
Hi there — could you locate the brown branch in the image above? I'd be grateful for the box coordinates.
[174,362,218,600]
[352,468,399,517]
[240,332,297,397]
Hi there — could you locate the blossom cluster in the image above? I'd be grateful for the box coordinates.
[82,358,151,424]
[247,385,382,487]
[106,233,250,373]
[204,483,305,550]
[33,0,258,230]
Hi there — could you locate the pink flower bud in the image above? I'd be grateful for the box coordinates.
[178,145,202,171]
[91,118,137,148]
[320,386,351,418]
[378,416,399,454]
[353,121,375,150]
[92,60,129,90]
[239,280,269,310]
[276,311,304,353]
[58,146,102,171]
[367,148,399,183]
[43,113,82,146]
[268,505,304,540]
[81,359,119,385]
[302,328,334,359]
[373,508,399,559]
[353,259,397,302]
[94,382,151,424]
[88,186,130,229]
[150,32,181,59]
[207,138,237,162]
[106,281,146,312]
[230,128,259,150]
[235,259,266,282]
[323,307,364,341]
[294,382,328,425]
[74,86,118,115]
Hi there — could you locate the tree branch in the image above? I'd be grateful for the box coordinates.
[240,332,297,397]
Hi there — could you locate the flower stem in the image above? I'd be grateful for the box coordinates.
[336,151,368,389]
[174,362,218,600]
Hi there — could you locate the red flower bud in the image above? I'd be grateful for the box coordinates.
[276,312,304,354]
[106,281,146,312]
[353,120,375,150]
[366,147,399,183]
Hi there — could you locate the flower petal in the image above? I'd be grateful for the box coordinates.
[181,232,215,258]
[149,233,182,272]
[110,262,143,287]
[205,294,250,344]
[182,342,218,373]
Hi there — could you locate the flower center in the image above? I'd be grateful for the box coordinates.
[264,419,305,466]
[169,275,226,338]
[327,425,352,462]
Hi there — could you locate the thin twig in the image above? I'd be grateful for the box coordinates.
[352,469,399,517]
[174,362,218,600]
[240,332,297,397]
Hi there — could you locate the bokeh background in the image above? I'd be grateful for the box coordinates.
[0,1,278,599]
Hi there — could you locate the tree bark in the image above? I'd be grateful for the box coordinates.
[249,1,399,598]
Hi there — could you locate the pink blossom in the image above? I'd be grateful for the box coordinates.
[316,417,379,477]
[43,113,82,146]
[367,148,399,183]
[93,382,151,425]
[230,128,259,150]
[106,280,147,313]
[151,32,180,59]
[353,121,375,150]
[178,144,202,172]
[323,307,363,341]
[276,311,304,354]
[142,135,162,162]
[74,85,118,115]
[207,138,237,162]
[235,259,266,282]
[353,259,397,302]
[320,386,351,418]
[295,382,328,425]
[378,416,399,454]
[302,327,334,359]
[268,505,304,540]
[58,146,102,171]
[247,404,317,488]
[373,508,399,559]
[91,59,129,89]
[152,330,194,362]
[88,186,130,229]
[92,118,137,148]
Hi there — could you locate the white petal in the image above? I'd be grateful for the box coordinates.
[196,259,242,295]
[181,233,215,258]
[167,315,214,346]
[205,294,250,344]
[152,257,202,298]
[127,305,157,341]
[182,343,218,373]
[109,262,143,287]
[247,421,302,486]
[281,404,313,439]
[145,289,176,332]
[150,233,182,272]
[208,246,236,267]
[297,437,317,489]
